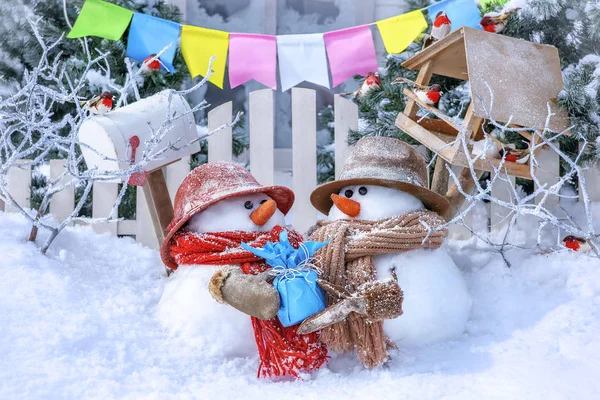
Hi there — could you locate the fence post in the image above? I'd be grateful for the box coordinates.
[579,143,600,202]
[534,146,560,241]
[166,157,191,203]
[49,160,75,223]
[208,102,233,162]
[333,95,357,179]
[534,146,560,209]
[249,89,275,185]
[292,88,317,234]
[447,166,474,239]
[92,182,118,235]
[6,162,31,213]
[490,174,516,230]
[136,185,160,249]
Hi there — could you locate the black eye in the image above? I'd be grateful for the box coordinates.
[260,199,267,204]
[344,189,354,198]
[244,201,254,210]
[359,187,368,195]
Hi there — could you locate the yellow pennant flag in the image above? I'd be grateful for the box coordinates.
[181,25,229,88]
[376,10,428,54]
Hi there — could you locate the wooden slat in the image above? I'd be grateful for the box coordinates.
[291,88,317,234]
[49,160,74,223]
[403,61,435,118]
[446,166,474,238]
[396,113,457,158]
[92,182,118,235]
[208,102,233,162]
[403,89,461,132]
[410,116,459,136]
[166,157,191,203]
[136,186,159,249]
[579,142,600,202]
[491,174,516,229]
[143,169,174,245]
[397,112,532,179]
[402,28,464,69]
[334,94,358,179]
[534,145,560,208]
[6,163,31,213]
[249,89,275,185]
[431,158,449,195]
[117,220,136,236]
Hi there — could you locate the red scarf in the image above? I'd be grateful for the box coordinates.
[169,225,328,378]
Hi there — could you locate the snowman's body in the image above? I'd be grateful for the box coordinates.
[157,193,287,357]
[329,185,471,346]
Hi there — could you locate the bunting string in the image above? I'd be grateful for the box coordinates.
[67,0,488,91]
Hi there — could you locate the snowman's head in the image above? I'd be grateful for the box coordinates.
[328,184,424,221]
[186,192,285,233]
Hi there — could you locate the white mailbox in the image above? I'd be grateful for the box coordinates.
[78,90,200,183]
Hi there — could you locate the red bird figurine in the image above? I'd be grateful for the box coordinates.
[82,91,113,115]
[339,72,381,99]
[423,11,452,49]
[480,8,520,34]
[392,77,443,106]
[562,235,591,253]
[143,54,162,71]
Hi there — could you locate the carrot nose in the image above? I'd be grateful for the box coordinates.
[250,199,277,226]
[330,193,360,217]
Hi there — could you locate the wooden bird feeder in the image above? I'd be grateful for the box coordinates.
[79,90,201,244]
[394,27,570,217]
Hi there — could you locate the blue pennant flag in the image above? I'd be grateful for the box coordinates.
[126,13,180,72]
[427,0,482,31]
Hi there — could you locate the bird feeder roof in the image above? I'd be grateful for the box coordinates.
[402,27,570,133]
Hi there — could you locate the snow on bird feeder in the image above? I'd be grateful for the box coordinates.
[395,27,570,181]
[78,90,200,185]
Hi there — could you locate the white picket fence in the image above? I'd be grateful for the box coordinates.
[2,88,599,249]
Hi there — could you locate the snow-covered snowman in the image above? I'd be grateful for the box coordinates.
[301,136,471,368]
[157,162,327,378]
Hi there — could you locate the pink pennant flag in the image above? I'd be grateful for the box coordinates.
[229,33,277,89]
[324,25,378,88]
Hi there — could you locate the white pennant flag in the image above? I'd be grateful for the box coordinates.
[277,33,330,91]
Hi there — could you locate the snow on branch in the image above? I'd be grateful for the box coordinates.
[0,20,240,254]
[415,81,598,263]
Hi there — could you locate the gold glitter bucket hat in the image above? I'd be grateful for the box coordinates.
[310,136,450,216]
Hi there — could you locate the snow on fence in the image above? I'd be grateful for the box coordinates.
[1,88,596,249]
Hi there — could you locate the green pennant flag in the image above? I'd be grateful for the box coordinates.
[67,0,134,40]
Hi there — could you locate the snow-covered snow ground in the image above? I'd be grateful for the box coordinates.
[1,210,600,399]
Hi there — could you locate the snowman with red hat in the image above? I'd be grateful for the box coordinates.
[299,137,471,368]
[158,162,327,379]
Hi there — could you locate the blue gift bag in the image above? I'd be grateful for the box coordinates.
[241,230,329,327]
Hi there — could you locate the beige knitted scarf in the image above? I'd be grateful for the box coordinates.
[309,210,447,368]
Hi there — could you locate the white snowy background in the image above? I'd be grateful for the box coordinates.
[2,205,599,399]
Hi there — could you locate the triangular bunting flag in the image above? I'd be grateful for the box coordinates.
[229,33,277,89]
[277,34,330,91]
[126,13,181,72]
[67,0,133,40]
[376,10,428,54]
[180,25,229,88]
[324,25,378,88]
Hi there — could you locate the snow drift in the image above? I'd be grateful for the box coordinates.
[1,211,599,399]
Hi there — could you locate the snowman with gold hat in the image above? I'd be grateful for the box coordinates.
[299,136,471,368]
